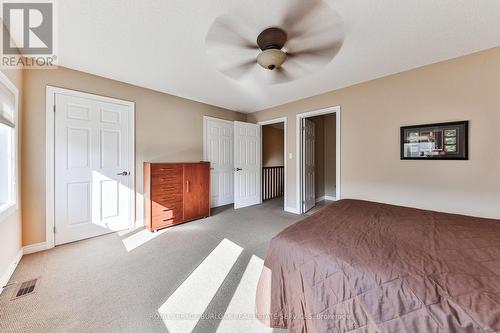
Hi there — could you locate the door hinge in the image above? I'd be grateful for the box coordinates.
[53,226,56,233]
[53,105,56,113]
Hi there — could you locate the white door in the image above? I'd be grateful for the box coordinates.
[234,121,261,209]
[54,91,134,245]
[204,117,234,207]
[302,118,315,213]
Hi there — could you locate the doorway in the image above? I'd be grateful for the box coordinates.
[204,116,289,211]
[297,106,341,214]
[259,118,286,211]
[46,87,135,246]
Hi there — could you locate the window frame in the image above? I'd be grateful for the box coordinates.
[0,71,19,223]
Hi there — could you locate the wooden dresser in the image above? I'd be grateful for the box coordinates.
[144,162,210,231]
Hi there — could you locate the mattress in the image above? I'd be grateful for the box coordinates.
[255,199,500,332]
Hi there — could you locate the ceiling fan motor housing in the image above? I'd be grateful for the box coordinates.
[257,27,288,70]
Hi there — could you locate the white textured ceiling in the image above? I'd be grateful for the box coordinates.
[58,0,500,112]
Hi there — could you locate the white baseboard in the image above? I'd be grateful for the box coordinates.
[316,195,336,203]
[23,242,48,255]
[285,206,300,215]
[0,248,23,295]
[1,242,49,294]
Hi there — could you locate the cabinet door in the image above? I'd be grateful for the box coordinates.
[183,163,210,221]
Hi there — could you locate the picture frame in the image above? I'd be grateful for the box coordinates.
[400,121,469,160]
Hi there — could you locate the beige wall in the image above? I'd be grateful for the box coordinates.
[0,67,23,285]
[22,66,245,246]
[248,47,500,219]
[262,126,284,167]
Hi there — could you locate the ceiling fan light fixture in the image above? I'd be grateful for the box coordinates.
[257,49,287,70]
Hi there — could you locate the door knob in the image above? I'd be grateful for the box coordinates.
[235,168,242,171]
[116,171,129,176]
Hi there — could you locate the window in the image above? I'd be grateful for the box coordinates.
[0,73,18,217]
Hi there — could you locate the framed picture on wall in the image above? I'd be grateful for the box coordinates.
[400,121,469,160]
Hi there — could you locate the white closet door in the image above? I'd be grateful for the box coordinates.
[54,92,133,245]
[204,117,234,207]
[234,121,261,209]
[302,118,315,213]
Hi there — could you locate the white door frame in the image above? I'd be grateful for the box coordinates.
[257,117,287,211]
[45,86,135,249]
[296,106,341,214]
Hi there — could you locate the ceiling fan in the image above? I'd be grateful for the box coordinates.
[206,0,345,84]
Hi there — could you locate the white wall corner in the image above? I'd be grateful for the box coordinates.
[23,242,48,255]
[0,248,23,295]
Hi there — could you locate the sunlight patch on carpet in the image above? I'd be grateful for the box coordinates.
[216,255,272,333]
[158,238,243,333]
[122,228,167,251]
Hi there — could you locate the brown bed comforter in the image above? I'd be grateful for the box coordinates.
[256,199,500,333]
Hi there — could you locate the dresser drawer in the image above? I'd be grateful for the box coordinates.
[151,204,183,229]
[151,164,183,176]
[151,186,183,198]
[152,202,182,219]
[151,216,176,229]
[151,192,183,204]
[152,173,183,184]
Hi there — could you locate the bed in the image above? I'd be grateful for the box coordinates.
[255,199,500,332]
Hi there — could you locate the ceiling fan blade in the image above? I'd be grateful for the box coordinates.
[220,59,256,79]
[268,64,304,85]
[282,0,346,61]
[287,19,344,47]
[206,16,259,51]
[287,40,344,65]
[281,0,323,36]
[272,67,293,84]
[285,17,345,69]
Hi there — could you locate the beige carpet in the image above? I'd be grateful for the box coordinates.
[0,198,302,333]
